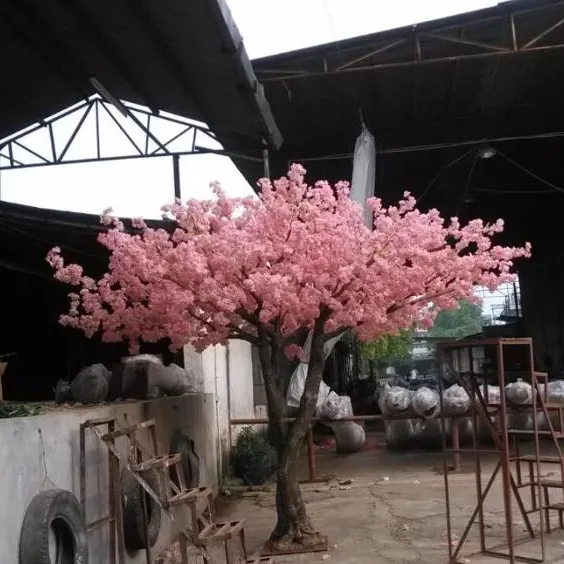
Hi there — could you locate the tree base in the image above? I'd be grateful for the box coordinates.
[263,532,328,555]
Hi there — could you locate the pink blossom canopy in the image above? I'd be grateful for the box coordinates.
[47,164,530,353]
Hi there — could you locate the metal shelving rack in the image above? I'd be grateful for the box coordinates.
[437,337,564,564]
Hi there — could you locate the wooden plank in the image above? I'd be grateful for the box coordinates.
[198,523,215,540]
[101,418,156,441]
[129,453,181,472]
[211,522,232,541]
[226,520,245,536]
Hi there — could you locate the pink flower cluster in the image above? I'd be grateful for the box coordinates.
[47,164,531,354]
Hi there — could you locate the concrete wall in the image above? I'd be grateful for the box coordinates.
[228,340,255,443]
[184,339,256,477]
[0,394,217,564]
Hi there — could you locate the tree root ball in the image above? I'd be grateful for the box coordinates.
[264,531,328,554]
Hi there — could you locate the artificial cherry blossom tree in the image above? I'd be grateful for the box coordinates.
[47,164,530,552]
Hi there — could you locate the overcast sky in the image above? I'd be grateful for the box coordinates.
[0,0,500,219]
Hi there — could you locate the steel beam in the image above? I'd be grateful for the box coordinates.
[522,16,564,49]
[421,32,511,53]
[257,4,564,82]
[335,39,407,71]
[258,42,564,82]
[0,97,262,171]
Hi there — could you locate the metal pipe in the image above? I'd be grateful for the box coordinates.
[523,16,564,49]
[439,379,453,562]
[422,32,510,53]
[230,413,485,425]
[451,418,461,472]
[497,342,515,563]
[335,39,407,71]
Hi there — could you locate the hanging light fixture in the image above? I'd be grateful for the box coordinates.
[478,146,497,160]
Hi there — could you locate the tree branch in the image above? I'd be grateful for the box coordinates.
[227,323,258,344]
[236,308,277,338]
[386,277,456,315]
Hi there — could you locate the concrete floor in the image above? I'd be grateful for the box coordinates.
[217,444,564,564]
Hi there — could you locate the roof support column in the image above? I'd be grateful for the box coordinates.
[172,154,181,200]
[262,140,270,179]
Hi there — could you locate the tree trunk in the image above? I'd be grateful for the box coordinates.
[258,321,328,553]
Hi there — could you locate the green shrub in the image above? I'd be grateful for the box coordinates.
[233,426,277,486]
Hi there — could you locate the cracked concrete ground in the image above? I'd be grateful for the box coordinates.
[217,445,564,564]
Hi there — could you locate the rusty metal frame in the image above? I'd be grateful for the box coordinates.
[257,2,564,83]
[436,337,564,563]
[0,95,262,172]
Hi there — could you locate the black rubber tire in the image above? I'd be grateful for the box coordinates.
[121,470,162,551]
[19,489,88,564]
[170,432,200,489]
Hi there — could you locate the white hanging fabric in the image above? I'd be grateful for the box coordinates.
[350,124,376,229]
[286,125,376,410]
[286,333,344,409]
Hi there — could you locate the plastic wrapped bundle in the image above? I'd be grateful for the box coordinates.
[330,421,366,453]
[385,419,414,450]
[538,413,550,431]
[505,380,533,406]
[123,354,162,365]
[412,386,440,419]
[537,380,564,430]
[479,384,501,404]
[508,412,533,432]
[319,394,363,452]
[153,363,198,396]
[547,380,564,403]
[442,384,471,415]
[319,394,353,420]
[71,363,110,404]
[379,384,412,416]
[121,355,163,399]
[505,380,533,433]
[413,418,442,449]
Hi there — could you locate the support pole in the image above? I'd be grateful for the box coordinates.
[172,154,181,199]
[262,141,270,179]
[451,419,461,472]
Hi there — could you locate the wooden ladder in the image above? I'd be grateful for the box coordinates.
[86,417,249,564]
[80,417,126,564]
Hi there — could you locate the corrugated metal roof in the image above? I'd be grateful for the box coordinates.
[0,0,282,152]
[248,0,564,183]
